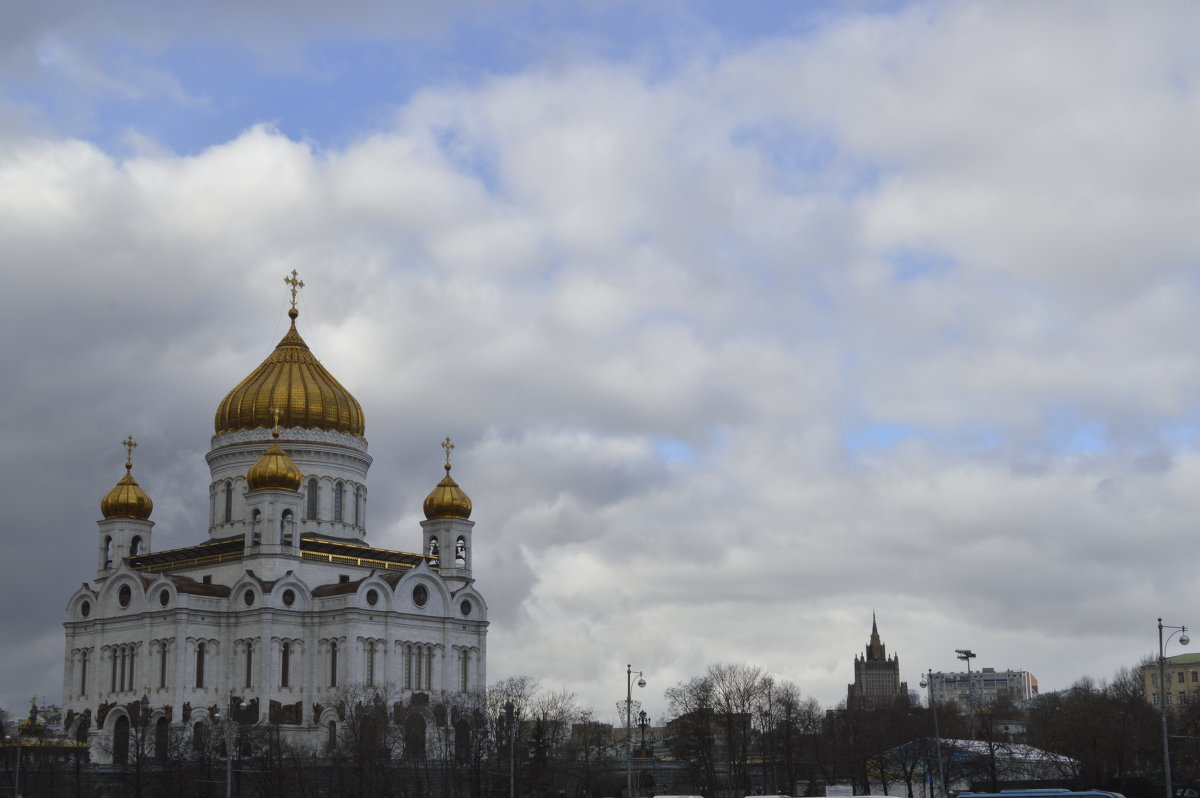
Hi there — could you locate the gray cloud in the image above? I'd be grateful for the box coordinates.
[2,2,1198,722]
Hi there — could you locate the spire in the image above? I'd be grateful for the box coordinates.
[866,612,886,661]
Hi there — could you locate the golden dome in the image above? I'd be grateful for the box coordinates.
[423,438,472,519]
[101,439,153,520]
[246,427,304,492]
[214,307,365,437]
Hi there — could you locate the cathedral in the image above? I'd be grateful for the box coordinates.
[846,614,907,710]
[62,274,488,762]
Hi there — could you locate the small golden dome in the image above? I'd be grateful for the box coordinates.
[214,306,365,437]
[423,438,471,519]
[101,438,153,520]
[247,427,304,492]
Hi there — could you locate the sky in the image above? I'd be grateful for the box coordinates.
[2,0,1200,727]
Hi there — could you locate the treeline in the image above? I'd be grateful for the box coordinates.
[3,660,1196,798]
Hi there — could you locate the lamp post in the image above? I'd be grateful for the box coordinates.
[214,689,246,798]
[1159,618,1190,798]
[955,649,976,738]
[626,664,646,798]
[504,700,515,798]
[919,670,946,798]
[638,709,649,757]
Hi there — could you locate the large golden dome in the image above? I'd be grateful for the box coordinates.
[215,308,365,437]
[101,442,153,520]
[246,428,304,492]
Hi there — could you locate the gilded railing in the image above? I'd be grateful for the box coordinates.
[300,551,420,572]
[137,551,243,573]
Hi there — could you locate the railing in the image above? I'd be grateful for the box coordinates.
[136,548,431,574]
[138,550,243,573]
[300,551,420,572]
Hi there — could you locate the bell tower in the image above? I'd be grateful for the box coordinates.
[420,438,475,590]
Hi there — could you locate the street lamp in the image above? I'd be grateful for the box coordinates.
[919,670,946,798]
[504,700,515,798]
[638,709,649,757]
[1159,617,1190,798]
[955,648,976,737]
[626,664,646,798]
[213,689,247,798]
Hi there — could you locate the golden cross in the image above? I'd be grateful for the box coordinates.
[122,435,137,468]
[284,269,305,309]
[442,436,455,468]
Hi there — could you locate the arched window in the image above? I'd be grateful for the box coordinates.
[330,641,338,688]
[404,645,412,689]
[223,481,233,523]
[461,649,469,691]
[110,650,117,692]
[281,642,291,688]
[74,713,90,743]
[159,643,168,688]
[366,642,375,686]
[353,486,361,525]
[195,642,206,688]
[245,644,253,688]
[251,509,262,545]
[155,716,169,761]
[119,647,126,693]
[333,482,344,521]
[195,638,207,686]
[413,645,422,690]
[404,714,426,759]
[455,718,471,764]
[80,650,88,695]
[326,720,337,751]
[281,510,293,546]
[306,478,318,520]
[193,721,207,753]
[130,536,142,557]
[104,536,113,569]
[113,714,130,764]
[455,536,467,566]
[425,648,433,690]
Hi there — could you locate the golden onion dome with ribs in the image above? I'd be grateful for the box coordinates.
[214,307,365,437]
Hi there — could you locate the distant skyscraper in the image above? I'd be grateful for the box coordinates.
[847,614,907,709]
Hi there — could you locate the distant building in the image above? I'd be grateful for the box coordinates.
[847,615,908,709]
[927,667,1037,710]
[1142,652,1200,709]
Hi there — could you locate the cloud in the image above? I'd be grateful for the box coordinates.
[1,1,1199,722]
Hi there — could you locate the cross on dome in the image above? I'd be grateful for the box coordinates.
[122,435,137,470]
[442,436,455,470]
[284,269,305,310]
